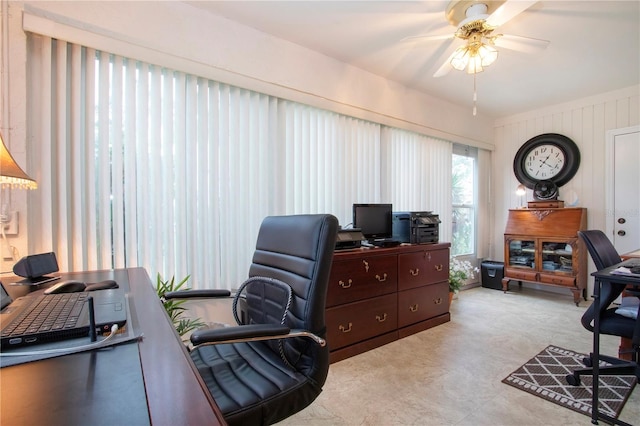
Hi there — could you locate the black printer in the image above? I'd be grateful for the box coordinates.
[392,211,440,244]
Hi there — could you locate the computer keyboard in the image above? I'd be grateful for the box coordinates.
[1,292,88,337]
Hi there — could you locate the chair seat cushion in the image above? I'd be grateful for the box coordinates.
[600,308,637,338]
[191,340,321,425]
[615,297,639,319]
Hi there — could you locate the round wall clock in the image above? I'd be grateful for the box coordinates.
[513,133,580,189]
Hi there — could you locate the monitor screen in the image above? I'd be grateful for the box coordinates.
[352,203,393,241]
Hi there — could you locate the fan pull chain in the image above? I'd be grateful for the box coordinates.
[473,72,477,116]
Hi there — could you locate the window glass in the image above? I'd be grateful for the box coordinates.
[452,148,476,257]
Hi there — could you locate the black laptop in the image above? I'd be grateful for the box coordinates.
[0,281,127,349]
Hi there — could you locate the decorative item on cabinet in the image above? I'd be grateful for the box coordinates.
[326,243,451,363]
[502,208,587,305]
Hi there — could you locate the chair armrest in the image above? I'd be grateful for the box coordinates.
[163,289,231,300]
[190,324,326,347]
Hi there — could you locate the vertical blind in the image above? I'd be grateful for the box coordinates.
[278,101,382,223]
[381,128,452,243]
[26,35,453,290]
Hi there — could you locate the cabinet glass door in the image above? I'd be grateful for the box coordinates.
[508,239,535,269]
[541,241,573,273]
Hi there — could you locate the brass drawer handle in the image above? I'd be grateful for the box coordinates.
[410,268,419,276]
[409,304,419,312]
[339,279,352,289]
[376,313,387,322]
[375,273,387,282]
[435,264,443,272]
[362,260,370,272]
[339,323,353,333]
[434,297,443,305]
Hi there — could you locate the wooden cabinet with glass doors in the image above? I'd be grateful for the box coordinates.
[502,208,587,305]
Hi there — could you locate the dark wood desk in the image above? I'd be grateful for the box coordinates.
[590,260,640,426]
[0,268,225,425]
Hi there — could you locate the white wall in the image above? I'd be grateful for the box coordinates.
[491,85,640,296]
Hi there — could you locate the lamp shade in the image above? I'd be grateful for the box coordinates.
[449,36,498,74]
[0,131,37,190]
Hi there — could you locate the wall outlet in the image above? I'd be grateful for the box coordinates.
[1,211,18,235]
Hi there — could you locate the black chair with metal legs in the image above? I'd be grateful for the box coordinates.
[565,230,640,386]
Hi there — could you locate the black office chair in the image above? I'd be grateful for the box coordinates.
[565,229,640,386]
[164,214,338,425]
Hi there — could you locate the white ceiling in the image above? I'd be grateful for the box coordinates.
[185,1,640,118]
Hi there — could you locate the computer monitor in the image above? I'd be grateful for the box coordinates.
[352,203,393,242]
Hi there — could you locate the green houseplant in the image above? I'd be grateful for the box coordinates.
[449,258,478,294]
[156,273,205,336]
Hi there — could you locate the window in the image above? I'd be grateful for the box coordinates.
[451,145,477,259]
[27,35,454,290]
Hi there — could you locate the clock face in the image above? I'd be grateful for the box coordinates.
[524,144,566,180]
[513,133,580,189]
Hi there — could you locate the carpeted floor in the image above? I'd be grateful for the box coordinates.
[503,345,637,419]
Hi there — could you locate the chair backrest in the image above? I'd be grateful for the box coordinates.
[247,214,338,381]
[578,230,623,271]
[578,230,627,331]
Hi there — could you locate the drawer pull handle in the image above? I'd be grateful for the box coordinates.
[375,273,387,282]
[434,297,443,305]
[339,279,352,289]
[362,260,370,272]
[339,323,353,333]
[409,304,419,312]
[410,268,419,276]
[376,313,387,322]
[435,264,443,272]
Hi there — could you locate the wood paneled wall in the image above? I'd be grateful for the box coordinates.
[490,86,640,271]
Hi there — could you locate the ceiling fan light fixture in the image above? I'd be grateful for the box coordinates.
[449,38,497,74]
[450,45,471,71]
[477,43,498,66]
[466,54,485,74]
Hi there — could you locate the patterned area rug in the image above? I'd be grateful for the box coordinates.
[502,345,637,419]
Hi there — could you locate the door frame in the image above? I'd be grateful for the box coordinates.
[605,125,640,241]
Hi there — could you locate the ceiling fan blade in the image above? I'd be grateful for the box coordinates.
[486,0,538,27]
[432,49,458,78]
[401,33,454,43]
[492,34,549,53]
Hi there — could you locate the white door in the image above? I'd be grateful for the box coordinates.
[606,126,640,255]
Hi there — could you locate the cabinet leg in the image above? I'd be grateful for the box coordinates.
[501,278,509,293]
[571,289,581,306]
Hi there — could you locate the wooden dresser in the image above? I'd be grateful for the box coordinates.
[326,243,451,363]
[502,207,587,305]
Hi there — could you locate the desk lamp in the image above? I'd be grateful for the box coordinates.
[1,131,37,189]
[1,131,37,260]
[515,184,526,209]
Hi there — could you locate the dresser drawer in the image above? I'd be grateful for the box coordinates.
[505,267,538,282]
[397,248,449,290]
[326,255,398,307]
[539,272,576,287]
[398,282,449,328]
[326,293,398,350]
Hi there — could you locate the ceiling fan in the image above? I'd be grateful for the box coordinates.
[405,0,550,78]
